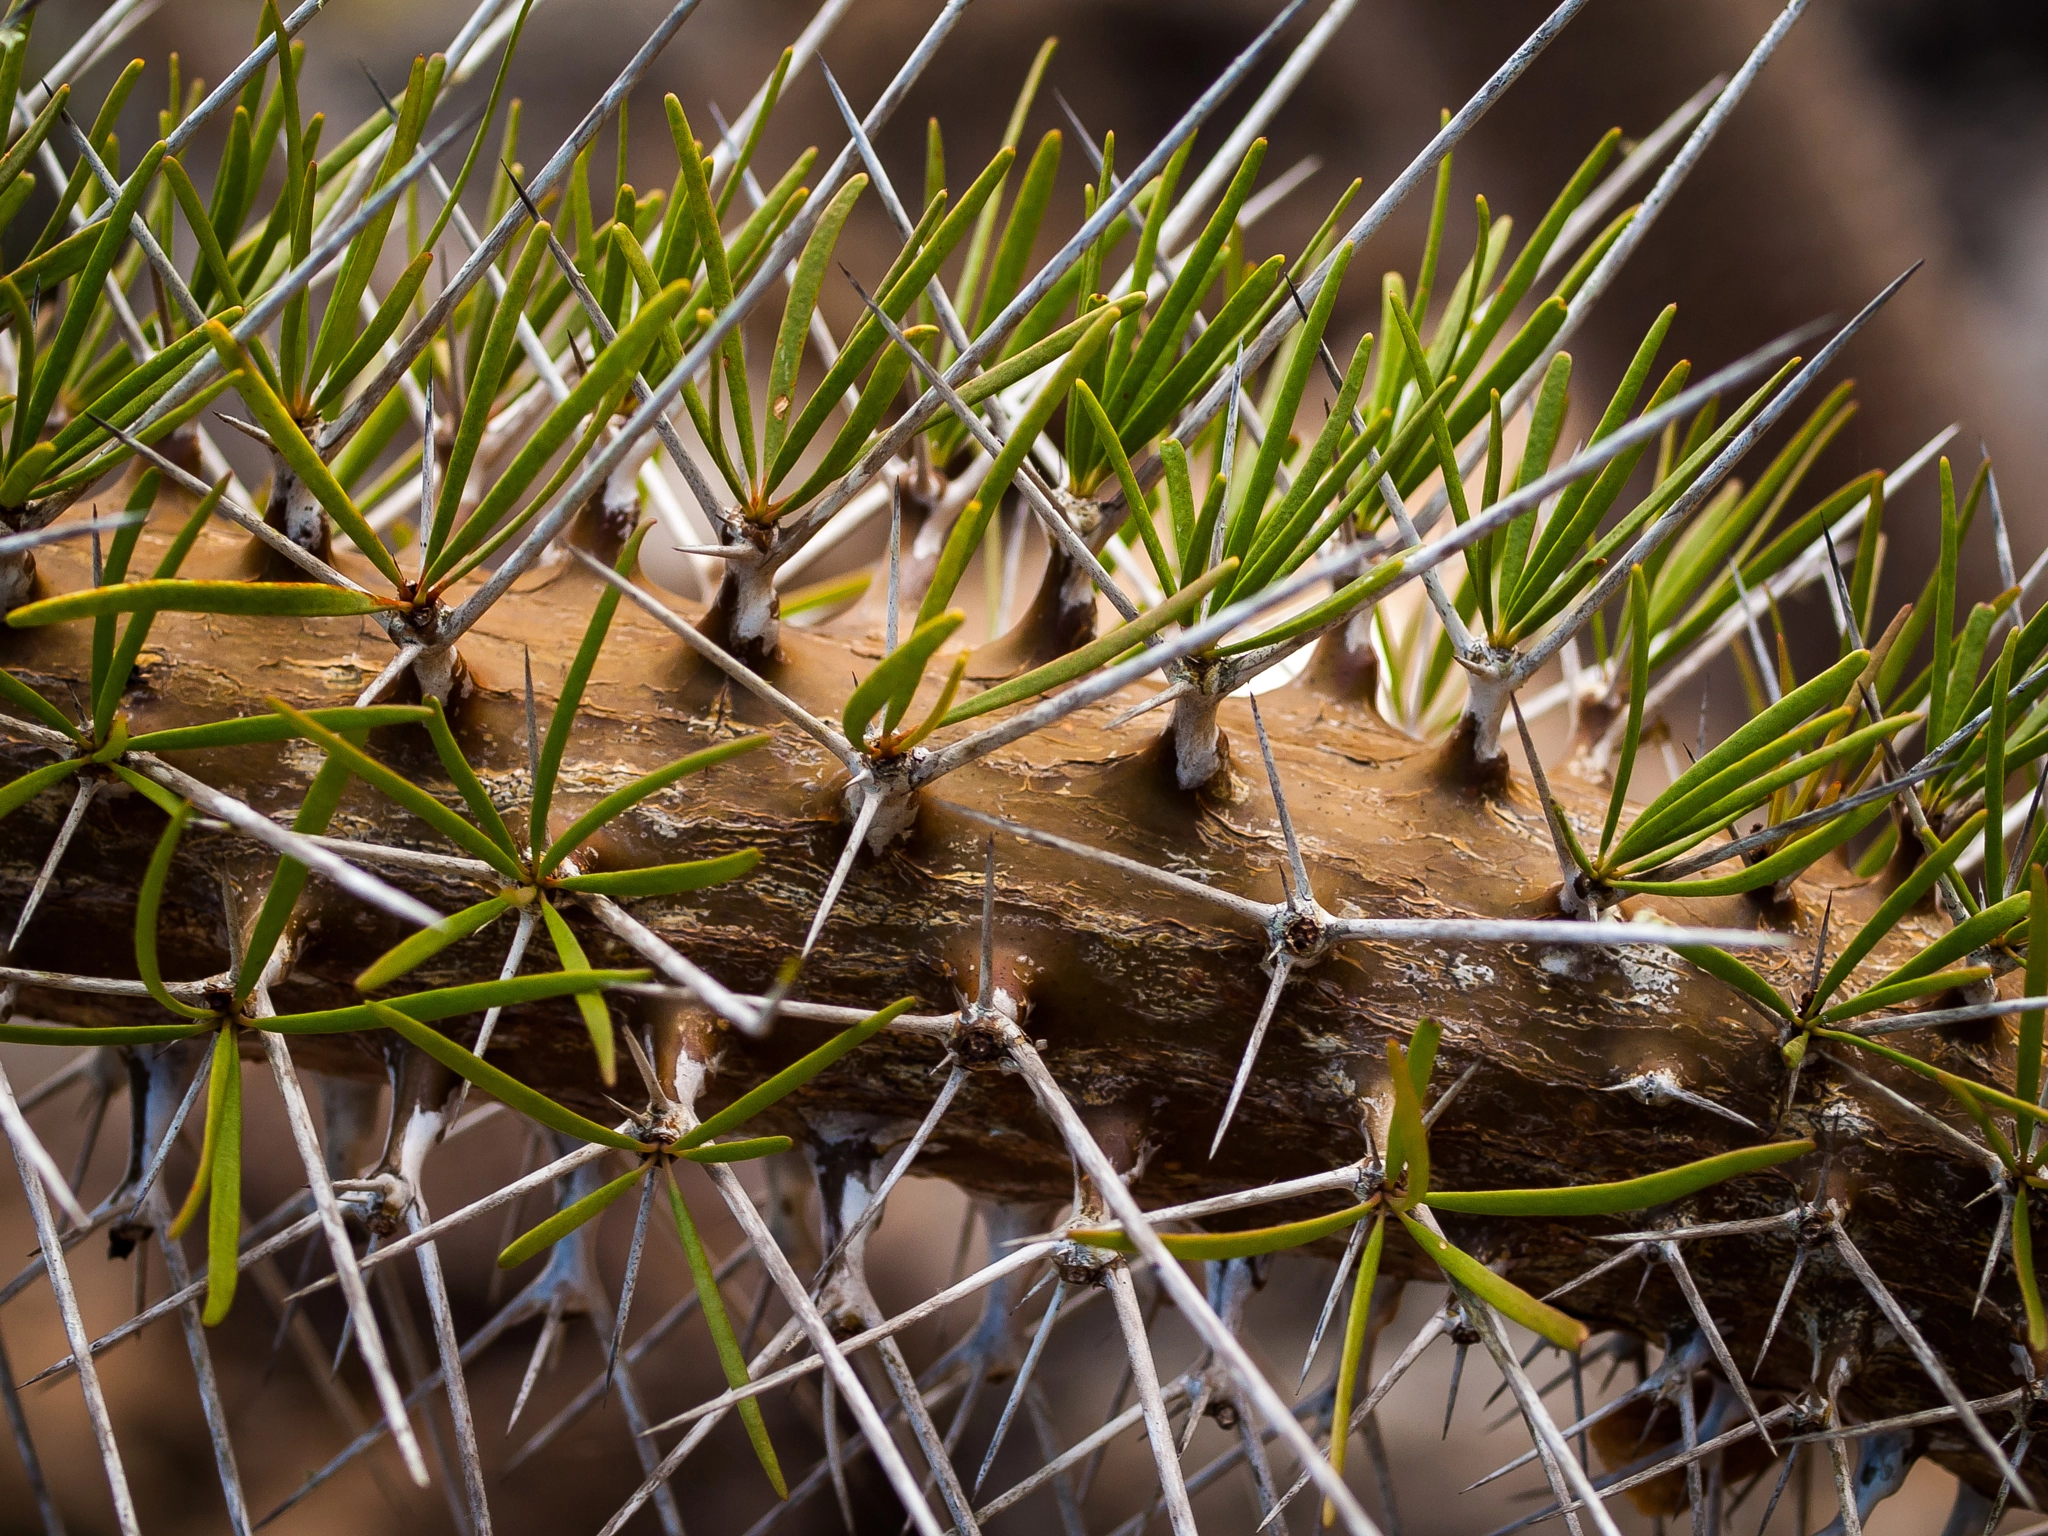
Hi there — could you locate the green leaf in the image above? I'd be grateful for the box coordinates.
[2017,1186,2047,1354]
[355,896,514,993]
[170,1026,230,1241]
[1082,380,1182,592]
[369,1002,649,1153]
[1600,566,1650,861]
[940,561,1237,728]
[1674,945,1794,1020]
[541,898,615,1086]
[1984,631,2018,904]
[1327,1210,1386,1497]
[1931,458,1959,744]
[1383,1038,1428,1207]
[665,1170,787,1497]
[267,698,526,880]
[534,526,650,853]
[0,1021,209,1045]
[679,1134,793,1164]
[202,1032,243,1325]
[498,1163,647,1269]
[2024,864,2046,1117]
[0,758,81,824]
[126,704,431,755]
[0,669,81,741]
[1426,1140,1812,1216]
[1069,1200,1373,1260]
[1397,1210,1588,1351]
[541,734,771,877]
[551,851,761,898]
[137,801,215,1020]
[202,322,405,588]
[680,997,916,1149]
[6,580,392,627]
[844,610,965,747]
[763,175,866,475]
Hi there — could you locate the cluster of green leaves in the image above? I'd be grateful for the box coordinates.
[482,994,918,1501]
[331,530,769,1083]
[1071,1020,1809,1488]
[0,15,239,513]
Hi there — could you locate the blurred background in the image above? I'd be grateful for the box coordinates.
[2,0,2046,1531]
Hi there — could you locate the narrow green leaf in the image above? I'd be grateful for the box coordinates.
[127,704,431,755]
[1071,380,1175,593]
[666,1170,787,1497]
[170,1027,230,1240]
[679,1134,793,1164]
[1986,631,2018,904]
[534,526,650,853]
[1384,1039,1428,1207]
[1426,1141,1812,1216]
[202,1036,243,1325]
[844,610,965,747]
[1600,566,1650,861]
[1399,1209,1588,1350]
[1674,945,1794,1020]
[428,281,693,584]
[267,698,526,879]
[0,670,82,740]
[2017,1186,2048,1353]
[1931,458,1959,744]
[680,998,915,1149]
[1069,1201,1373,1260]
[0,759,81,824]
[541,898,615,1085]
[0,1022,209,1045]
[551,851,761,898]
[498,1163,647,1269]
[7,580,392,627]
[763,176,865,473]
[137,802,214,1020]
[355,896,514,993]
[541,734,771,876]
[2024,864,2046,1118]
[369,1002,648,1152]
[1327,1210,1386,1499]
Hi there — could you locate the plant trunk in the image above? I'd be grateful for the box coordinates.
[0,525,2031,1497]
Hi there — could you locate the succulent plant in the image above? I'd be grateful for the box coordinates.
[0,0,2041,1532]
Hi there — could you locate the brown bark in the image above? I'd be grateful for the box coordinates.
[0,512,2032,1492]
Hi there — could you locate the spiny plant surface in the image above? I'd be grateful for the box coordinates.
[0,0,2043,1533]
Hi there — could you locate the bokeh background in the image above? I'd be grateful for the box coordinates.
[2,1,2045,1531]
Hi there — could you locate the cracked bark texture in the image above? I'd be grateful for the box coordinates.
[0,511,2031,1497]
